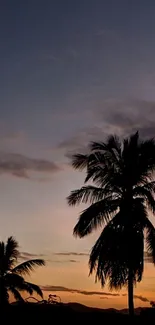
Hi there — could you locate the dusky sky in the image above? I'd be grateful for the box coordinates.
[1,0,155,308]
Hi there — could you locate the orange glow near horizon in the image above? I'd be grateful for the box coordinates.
[24,259,155,310]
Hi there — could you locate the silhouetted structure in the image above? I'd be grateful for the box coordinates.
[68,132,155,317]
[0,236,45,306]
[3,303,155,324]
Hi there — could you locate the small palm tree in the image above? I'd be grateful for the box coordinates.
[67,132,155,316]
[0,236,45,306]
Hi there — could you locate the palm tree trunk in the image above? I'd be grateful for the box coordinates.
[128,267,134,317]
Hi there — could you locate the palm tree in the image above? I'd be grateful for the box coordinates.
[0,236,45,306]
[67,132,155,316]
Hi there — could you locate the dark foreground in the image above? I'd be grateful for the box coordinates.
[3,303,155,324]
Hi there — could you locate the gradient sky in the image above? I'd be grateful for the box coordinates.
[1,0,155,309]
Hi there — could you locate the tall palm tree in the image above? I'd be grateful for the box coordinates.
[0,236,45,306]
[67,132,155,316]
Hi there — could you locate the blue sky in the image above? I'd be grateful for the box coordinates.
[0,0,155,308]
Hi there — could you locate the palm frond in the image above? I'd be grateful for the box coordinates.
[140,138,155,170]
[0,242,5,259]
[9,287,24,302]
[89,211,144,290]
[68,131,155,294]
[90,135,121,154]
[6,273,42,298]
[67,186,111,206]
[129,131,139,147]
[139,181,155,192]
[122,132,155,187]
[4,273,25,304]
[137,138,155,182]
[73,198,119,237]
[122,132,139,161]
[131,197,148,225]
[90,135,122,172]
[89,215,128,289]
[0,242,5,275]
[71,153,88,170]
[133,186,155,213]
[24,282,43,298]
[6,236,20,270]
[83,152,123,189]
[6,236,19,258]
[12,259,45,276]
[145,219,155,264]
[0,279,9,305]
[5,273,25,286]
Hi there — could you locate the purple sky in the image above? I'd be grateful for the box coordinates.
[0,0,155,308]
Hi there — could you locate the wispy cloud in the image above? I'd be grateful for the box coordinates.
[42,285,150,302]
[97,98,155,138]
[57,99,155,156]
[134,295,149,303]
[54,252,89,257]
[0,152,61,179]
[144,252,153,263]
[20,251,86,263]
[20,251,45,261]
[122,294,149,303]
[57,126,106,155]
[41,285,119,297]
[47,259,78,264]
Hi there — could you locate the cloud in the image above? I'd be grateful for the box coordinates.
[134,295,149,303]
[19,251,45,261]
[42,285,149,302]
[144,251,153,263]
[20,252,41,258]
[97,98,155,139]
[58,127,106,155]
[20,251,85,263]
[47,259,78,264]
[41,285,119,297]
[1,131,25,143]
[58,99,155,156]
[122,293,149,303]
[0,152,61,179]
[54,252,89,257]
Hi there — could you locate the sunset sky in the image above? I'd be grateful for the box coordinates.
[1,0,155,309]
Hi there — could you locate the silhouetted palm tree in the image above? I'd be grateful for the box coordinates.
[67,132,155,316]
[0,236,45,306]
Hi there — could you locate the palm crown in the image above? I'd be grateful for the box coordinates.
[0,236,45,305]
[67,132,155,314]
